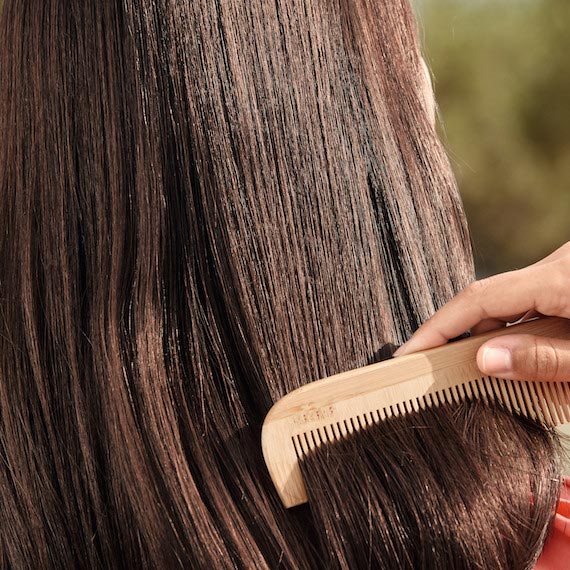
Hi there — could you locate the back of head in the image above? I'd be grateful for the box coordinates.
[0,0,560,568]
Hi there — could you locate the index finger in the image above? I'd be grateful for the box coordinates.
[393,264,553,356]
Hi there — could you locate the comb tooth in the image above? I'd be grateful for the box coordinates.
[303,433,313,454]
[410,398,420,412]
[509,379,526,416]
[449,384,460,404]
[335,422,342,439]
[467,379,480,400]
[552,382,568,423]
[550,383,565,422]
[309,429,319,448]
[483,377,497,404]
[535,381,555,424]
[294,434,303,456]
[557,382,570,422]
[292,435,303,459]
[493,377,508,408]
[346,418,355,434]
[350,417,358,432]
[518,380,537,420]
[366,411,375,425]
[560,382,570,421]
[332,421,343,440]
[546,382,560,424]
[315,427,327,447]
[352,416,361,432]
[371,409,381,424]
[483,378,493,405]
[491,378,508,410]
[470,379,481,401]
[463,380,474,401]
[497,378,514,412]
[477,378,489,405]
[515,379,529,415]
[356,415,365,430]
[559,382,570,421]
[504,379,520,414]
[296,433,309,456]
[543,382,562,425]
[555,383,567,422]
[418,395,427,410]
[539,382,562,426]
[524,381,542,422]
[457,382,467,403]
[323,423,334,442]
[306,430,317,451]
[473,378,484,402]
[561,381,570,406]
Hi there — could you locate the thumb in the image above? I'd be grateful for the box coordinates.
[477,334,570,382]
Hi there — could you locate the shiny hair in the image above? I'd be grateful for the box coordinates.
[0,0,560,567]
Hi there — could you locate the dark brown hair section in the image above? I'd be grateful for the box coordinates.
[0,0,560,568]
[301,401,562,569]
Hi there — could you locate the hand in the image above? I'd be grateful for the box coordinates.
[393,242,570,382]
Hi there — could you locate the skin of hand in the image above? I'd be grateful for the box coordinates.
[393,241,570,382]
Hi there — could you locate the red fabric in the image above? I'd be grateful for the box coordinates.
[535,478,570,569]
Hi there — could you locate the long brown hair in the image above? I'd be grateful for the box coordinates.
[0,0,560,568]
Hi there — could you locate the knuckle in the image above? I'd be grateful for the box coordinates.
[464,278,492,299]
[526,339,560,381]
[543,264,570,317]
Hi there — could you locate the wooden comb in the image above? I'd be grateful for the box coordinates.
[261,317,570,508]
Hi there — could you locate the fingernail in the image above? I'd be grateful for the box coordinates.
[481,347,513,374]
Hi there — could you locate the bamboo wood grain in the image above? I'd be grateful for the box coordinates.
[261,317,570,508]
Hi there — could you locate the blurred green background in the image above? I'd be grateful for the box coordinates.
[415,0,570,276]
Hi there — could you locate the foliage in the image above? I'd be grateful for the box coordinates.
[416,0,570,275]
